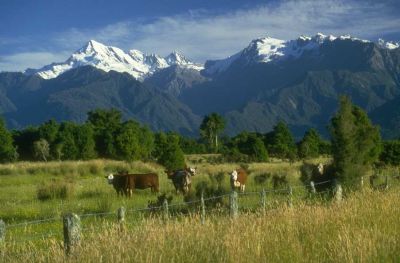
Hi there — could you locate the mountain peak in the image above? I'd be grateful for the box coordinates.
[378,38,400,50]
[166,51,191,65]
[204,33,375,75]
[26,41,203,80]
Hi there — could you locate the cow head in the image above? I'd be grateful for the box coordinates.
[231,170,238,181]
[188,167,196,176]
[106,174,114,184]
[317,163,324,175]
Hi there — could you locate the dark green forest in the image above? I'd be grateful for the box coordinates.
[0,97,399,173]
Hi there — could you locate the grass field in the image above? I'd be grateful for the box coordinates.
[0,157,399,262]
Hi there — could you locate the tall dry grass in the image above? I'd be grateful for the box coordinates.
[2,187,399,262]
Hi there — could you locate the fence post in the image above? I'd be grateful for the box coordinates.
[287,186,293,208]
[63,213,81,255]
[0,219,5,243]
[200,191,206,224]
[260,189,266,213]
[385,175,389,190]
[163,198,169,221]
[229,191,238,219]
[360,176,364,189]
[334,180,342,203]
[117,206,126,231]
[117,207,125,223]
[310,181,316,194]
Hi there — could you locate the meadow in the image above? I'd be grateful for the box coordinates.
[0,156,399,262]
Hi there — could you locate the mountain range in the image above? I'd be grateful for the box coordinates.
[1,33,400,138]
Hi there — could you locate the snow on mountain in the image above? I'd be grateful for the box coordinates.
[377,39,400,50]
[204,33,373,75]
[27,40,203,80]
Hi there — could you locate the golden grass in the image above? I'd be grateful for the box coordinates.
[1,187,399,262]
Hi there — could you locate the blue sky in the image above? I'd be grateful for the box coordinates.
[1,0,400,71]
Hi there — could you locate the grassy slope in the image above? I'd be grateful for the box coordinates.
[0,158,399,262]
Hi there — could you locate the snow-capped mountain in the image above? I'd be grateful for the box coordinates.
[203,33,397,75]
[26,40,203,80]
[377,38,400,50]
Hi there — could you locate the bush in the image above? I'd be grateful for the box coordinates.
[380,140,400,166]
[193,180,228,208]
[254,173,271,185]
[37,179,74,201]
[272,174,289,191]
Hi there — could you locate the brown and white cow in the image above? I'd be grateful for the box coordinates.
[165,167,196,195]
[230,168,248,192]
[106,172,159,197]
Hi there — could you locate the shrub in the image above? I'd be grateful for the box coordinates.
[37,179,74,201]
[380,140,400,166]
[272,174,289,191]
[254,173,271,185]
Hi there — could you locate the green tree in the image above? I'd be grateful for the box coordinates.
[228,132,268,162]
[87,109,122,158]
[33,139,50,162]
[330,96,382,189]
[298,128,323,159]
[0,118,17,162]
[12,126,40,160]
[75,124,97,160]
[137,126,155,160]
[56,122,79,160]
[155,132,185,171]
[200,113,225,152]
[115,120,141,161]
[266,121,297,160]
[380,140,400,166]
[38,119,59,159]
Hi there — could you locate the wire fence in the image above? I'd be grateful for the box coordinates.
[4,180,332,224]
[0,178,385,246]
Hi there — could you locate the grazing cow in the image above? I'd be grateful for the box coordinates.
[106,172,159,197]
[166,167,196,195]
[230,168,248,192]
[300,162,335,192]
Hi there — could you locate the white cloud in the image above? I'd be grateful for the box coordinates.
[2,0,400,71]
[0,52,70,72]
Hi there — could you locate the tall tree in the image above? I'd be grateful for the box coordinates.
[87,109,122,158]
[12,126,40,160]
[298,128,323,159]
[229,132,269,162]
[330,96,381,189]
[56,122,79,160]
[266,121,297,160]
[155,132,185,171]
[33,139,50,162]
[115,120,141,161]
[75,124,97,160]
[38,119,59,159]
[0,118,17,162]
[200,113,225,152]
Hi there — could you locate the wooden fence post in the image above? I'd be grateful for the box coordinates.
[385,175,389,190]
[163,199,169,221]
[260,189,266,213]
[229,191,238,219]
[334,180,342,203]
[0,219,5,243]
[63,213,81,255]
[200,191,206,224]
[287,186,293,208]
[117,207,125,223]
[310,181,316,194]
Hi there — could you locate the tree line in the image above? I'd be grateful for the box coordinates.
[0,96,399,175]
